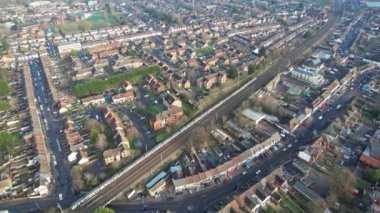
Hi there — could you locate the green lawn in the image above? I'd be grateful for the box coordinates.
[0,79,10,96]
[0,131,22,155]
[146,103,164,116]
[57,12,119,35]
[155,129,171,142]
[179,97,194,118]
[264,206,277,213]
[0,101,11,111]
[196,47,214,57]
[280,197,305,213]
[74,66,160,98]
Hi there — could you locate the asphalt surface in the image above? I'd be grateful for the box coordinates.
[0,58,75,212]
[46,40,59,59]
[110,51,375,213]
[29,58,75,208]
[70,1,343,212]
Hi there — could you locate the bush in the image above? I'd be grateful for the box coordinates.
[93,207,115,213]
[74,66,160,98]
[303,30,312,38]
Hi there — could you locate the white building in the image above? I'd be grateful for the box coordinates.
[291,66,325,86]
[57,41,82,55]
[29,1,50,8]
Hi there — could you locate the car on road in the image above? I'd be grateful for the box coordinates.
[336,104,342,110]
[318,116,323,120]
[59,193,63,201]
[255,170,261,175]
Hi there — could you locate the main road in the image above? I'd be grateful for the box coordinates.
[70,1,343,212]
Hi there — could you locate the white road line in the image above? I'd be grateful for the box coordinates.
[56,139,62,152]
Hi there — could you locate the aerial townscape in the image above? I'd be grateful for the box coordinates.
[0,0,379,212]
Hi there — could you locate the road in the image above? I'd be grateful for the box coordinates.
[29,58,75,208]
[70,1,343,212]
[46,40,59,59]
[111,52,376,213]
[110,87,356,212]
[0,58,75,212]
[0,1,342,212]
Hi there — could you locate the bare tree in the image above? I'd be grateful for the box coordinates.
[84,118,102,131]
[70,165,84,192]
[126,126,140,141]
[327,168,356,203]
[186,127,211,151]
[95,133,108,151]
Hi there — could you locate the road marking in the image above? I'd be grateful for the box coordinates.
[56,139,62,152]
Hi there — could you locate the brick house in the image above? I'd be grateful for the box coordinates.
[196,71,227,89]
[150,107,183,131]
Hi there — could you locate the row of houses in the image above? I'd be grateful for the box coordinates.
[102,107,131,165]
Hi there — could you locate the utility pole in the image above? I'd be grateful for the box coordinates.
[57,203,63,213]
[193,0,197,16]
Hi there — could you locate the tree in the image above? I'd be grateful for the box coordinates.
[228,66,238,79]
[69,49,78,57]
[77,21,92,31]
[248,64,258,75]
[186,127,210,151]
[0,38,10,53]
[93,207,115,213]
[258,47,266,57]
[126,126,139,142]
[303,30,312,39]
[84,118,102,131]
[90,129,99,144]
[370,169,380,182]
[298,2,304,10]
[70,165,84,192]
[276,18,287,26]
[327,168,355,203]
[95,133,108,151]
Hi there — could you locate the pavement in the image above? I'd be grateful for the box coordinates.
[109,92,355,213]
[0,58,75,212]
[30,58,74,203]
[110,54,374,213]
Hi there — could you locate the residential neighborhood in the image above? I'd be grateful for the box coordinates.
[0,0,378,213]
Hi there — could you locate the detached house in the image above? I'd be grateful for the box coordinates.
[145,74,166,92]
[150,107,183,131]
[163,93,182,108]
[196,71,227,89]
[103,147,129,165]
